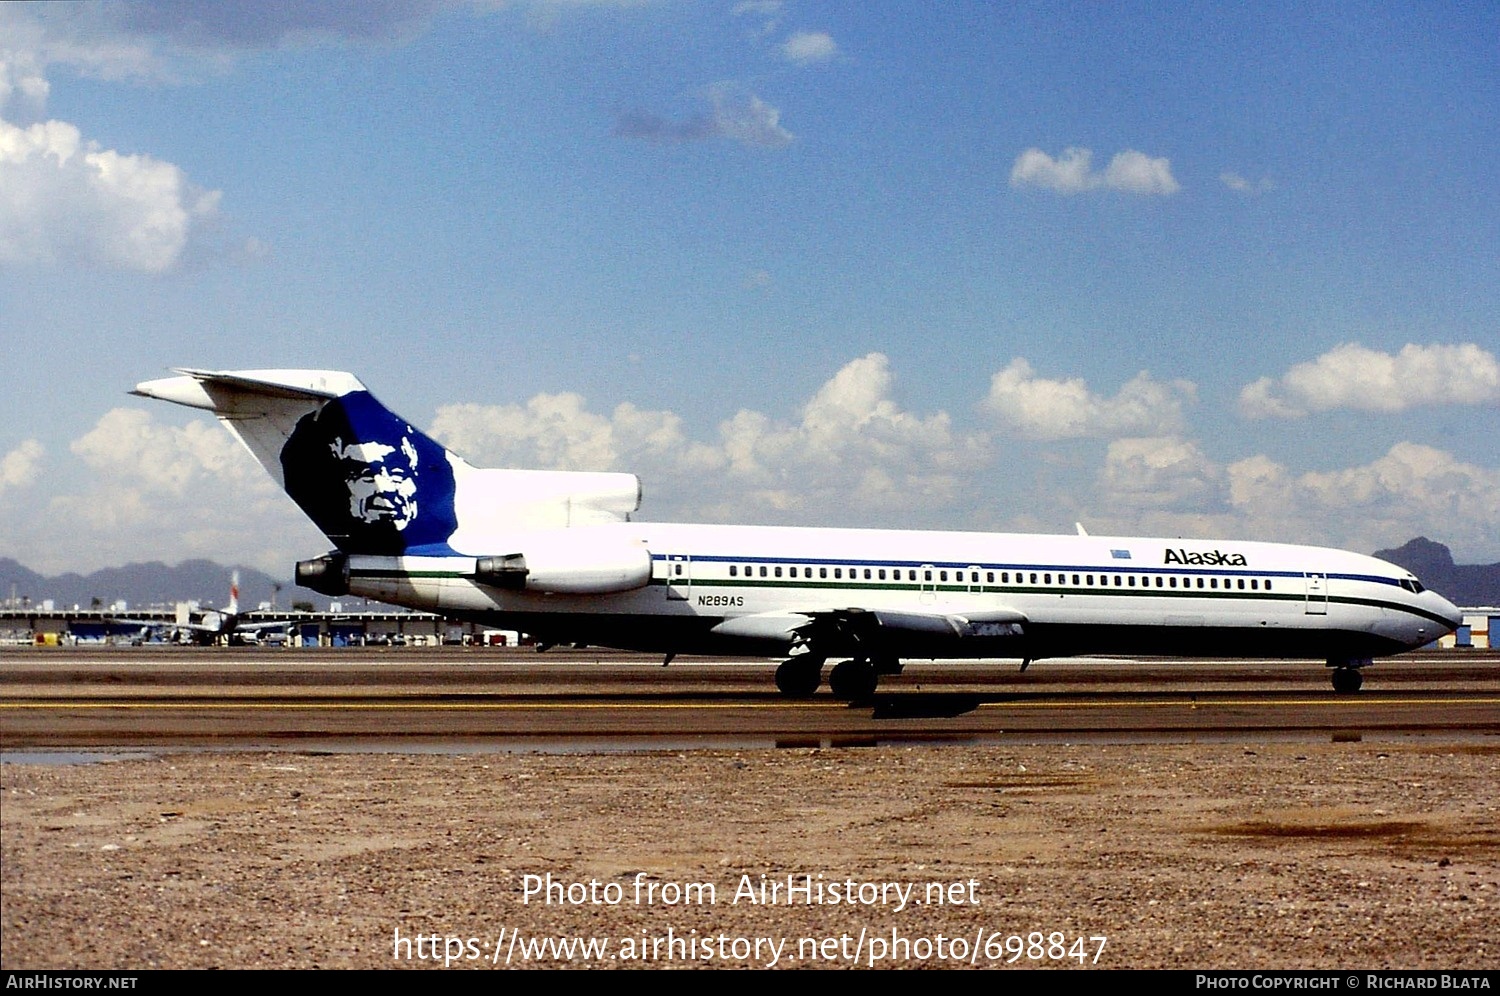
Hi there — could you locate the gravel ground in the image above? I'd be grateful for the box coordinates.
[2,741,1497,970]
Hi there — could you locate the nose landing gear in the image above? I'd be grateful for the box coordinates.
[1327,659,1370,693]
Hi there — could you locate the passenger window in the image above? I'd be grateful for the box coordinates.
[774,566,782,578]
[1250,579,1258,590]
[878,569,886,580]
[1237,579,1245,590]
[835,568,843,579]
[729,565,737,577]
[1265,580,1273,591]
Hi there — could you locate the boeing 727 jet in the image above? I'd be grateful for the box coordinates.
[132,368,1463,697]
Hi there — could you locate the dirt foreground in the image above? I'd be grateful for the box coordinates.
[2,741,1497,970]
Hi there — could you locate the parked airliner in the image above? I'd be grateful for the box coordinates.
[132,368,1462,697]
[109,571,303,645]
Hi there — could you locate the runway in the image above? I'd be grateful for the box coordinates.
[4,645,1498,970]
[3,645,1496,750]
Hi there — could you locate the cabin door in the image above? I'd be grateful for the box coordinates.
[664,554,691,601]
[1303,572,1328,615]
[919,564,939,605]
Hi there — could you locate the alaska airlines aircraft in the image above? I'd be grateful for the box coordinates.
[132,368,1462,697]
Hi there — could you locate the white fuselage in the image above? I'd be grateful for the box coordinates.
[341,522,1461,664]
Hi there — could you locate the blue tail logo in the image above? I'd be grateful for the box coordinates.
[280,391,458,556]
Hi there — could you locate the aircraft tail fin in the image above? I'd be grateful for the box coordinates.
[132,368,641,557]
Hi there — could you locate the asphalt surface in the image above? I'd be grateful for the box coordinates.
[2,645,1496,750]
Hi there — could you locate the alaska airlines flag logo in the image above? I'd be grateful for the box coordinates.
[281,392,458,555]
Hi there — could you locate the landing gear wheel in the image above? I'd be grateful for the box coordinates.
[828,659,878,700]
[775,657,823,697]
[1330,668,1363,693]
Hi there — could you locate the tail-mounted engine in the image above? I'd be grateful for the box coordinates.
[474,537,651,595]
[296,553,350,596]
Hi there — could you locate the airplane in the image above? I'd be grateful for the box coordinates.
[109,571,302,645]
[131,368,1464,696]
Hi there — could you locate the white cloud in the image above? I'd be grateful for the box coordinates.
[0,118,221,272]
[1098,437,1221,510]
[0,6,174,90]
[0,409,317,575]
[781,30,837,65]
[731,1,784,40]
[433,393,721,476]
[433,353,984,524]
[982,359,1194,439]
[0,50,50,118]
[1101,149,1180,195]
[70,409,265,495]
[709,84,793,149]
[1010,147,1095,194]
[613,85,793,149]
[1220,171,1272,195]
[1225,443,1500,558]
[0,439,44,497]
[1,7,224,275]
[1010,147,1180,196]
[1079,439,1499,561]
[1239,342,1500,418]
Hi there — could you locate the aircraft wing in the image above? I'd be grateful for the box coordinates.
[793,606,1027,651]
[103,616,172,630]
[232,618,305,634]
[709,605,1026,654]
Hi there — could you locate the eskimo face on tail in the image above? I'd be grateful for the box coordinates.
[280,391,457,555]
[333,434,419,529]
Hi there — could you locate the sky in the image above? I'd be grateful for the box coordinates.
[1,0,1497,578]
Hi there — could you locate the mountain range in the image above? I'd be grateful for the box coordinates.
[0,558,318,612]
[1371,538,1499,609]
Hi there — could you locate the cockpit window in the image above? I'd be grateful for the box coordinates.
[1400,578,1426,594]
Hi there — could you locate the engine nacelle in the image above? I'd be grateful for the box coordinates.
[296,553,350,596]
[474,535,651,595]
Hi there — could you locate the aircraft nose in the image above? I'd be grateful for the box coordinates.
[1430,592,1464,633]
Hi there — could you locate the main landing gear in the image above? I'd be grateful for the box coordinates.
[1327,659,1370,693]
[827,656,903,701]
[775,656,824,697]
[774,655,904,699]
